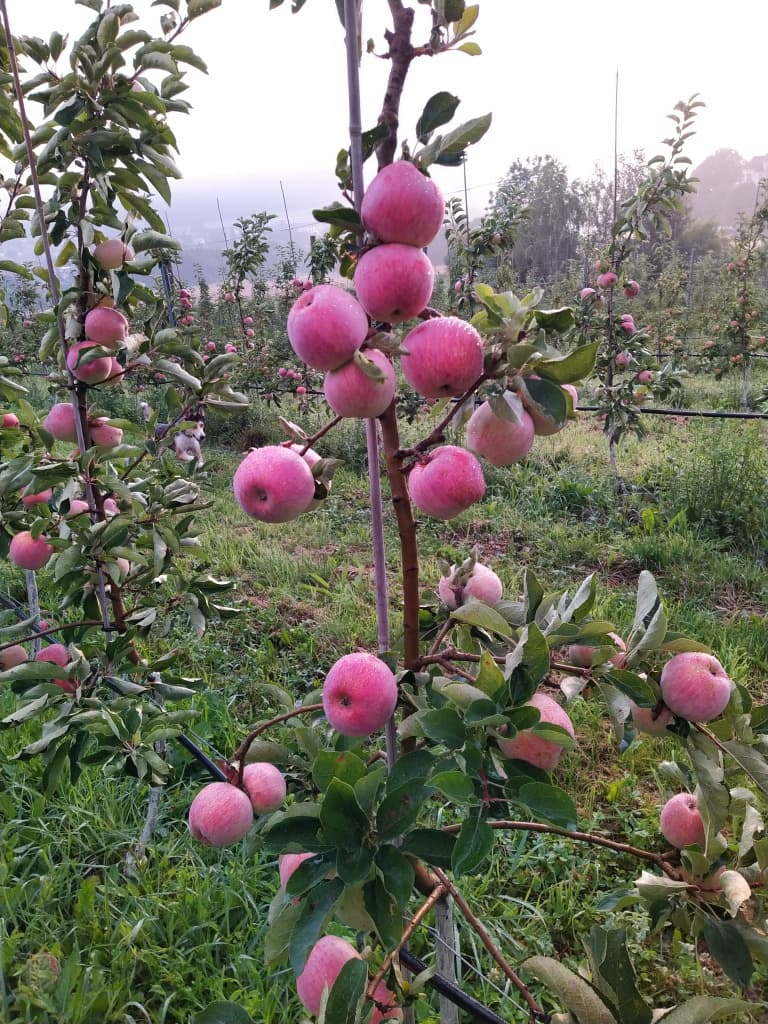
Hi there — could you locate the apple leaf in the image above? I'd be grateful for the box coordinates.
[652,997,756,1024]
[375,844,414,907]
[702,918,754,988]
[419,708,467,749]
[189,1001,252,1024]
[519,782,578,830]
[430,770,476,804]
[451,809,493,876]
[285,853,335,898]
[289,877,345,975]
[312,750,366,792]
[318,957,368,1024]
[312,203,362,231]
[401,827,456,869]
[598,668,659,707]
[376,782,428,840]
[320,778,369,849]
[416,91,461,144]
[364,875,401,949]
[506,622,550,704]
[534,339,598,383]
[451,599,513,638]
[385,748,434,792]
[585,926,652,1024]
[521,376,568,430]
[521,957,617,1024]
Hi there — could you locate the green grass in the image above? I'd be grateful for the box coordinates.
[3,369,768,1022]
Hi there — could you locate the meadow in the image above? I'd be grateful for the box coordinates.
[3,362,768,1023]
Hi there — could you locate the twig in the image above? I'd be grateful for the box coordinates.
[298,415,344,455]
[0,620,110,651]
[367,882,447,1000]
[432,867,545,1023]
[233,703,323,787]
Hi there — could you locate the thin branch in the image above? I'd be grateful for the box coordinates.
[367,883,447,1000]
[233,703,323,787]
[0,620,109,651]
[432,867,545,1023]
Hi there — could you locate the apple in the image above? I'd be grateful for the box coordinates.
[322,652,398,737]
[439,562,503,610]
[21,487,53,508]
[497,691,575,771]
[614,351,632,368]
[361,161,444,248]
[562,383,578,409]
[567,632,625,668]
[287,285,368,371]
[400,317,484,398]
[466,397,535,466]
[83,306,129,348]
[296,936,402,1022]
[241,762,286,814]
[596,271,618,289]
[103,497,120,518]
[659,792,706,848]
[279,851,316,889]
[579,287,597,301]
[66,341,114,384]
[0,644,27,669]
[354,243,434,325]
[623,280,640,298]
[408,445,486,519]
[100,358,125,387]
[630,701,673,737]
[233,445,316,523]
[2,412,20,428]
[620,320,636,335]
[323,349,396,418]
[89,418,123,447]
[188,782,254,847]
[9,531,54,570]
[636,370,654,384]
[36,643,75,693]
[660,652,732,722]
[93,239,134,270]
[43,402,78,442]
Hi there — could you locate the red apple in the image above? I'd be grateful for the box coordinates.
[241,762,286,814]
[93,239,135,270]
[83,307,129,348]
[287,285,368,371]
[43,403,78,442]
[188,782,254,847]
[361,161,444,248]
[354,244,434,325]
[660,792,705,848]
[9,531,54,570]
[630,701,673,737]
[322,652,398,737]
[660,652,732,722]
[89,418,123,447]
[400,317,484,398]
[0,644,28,669]
[323,349,396,418]
[408,445,485,519]
[596,271,618,289]
[66,341,114,384]
[36,643,75,693]
[466,397,535,466]
[279,851,316,889]
[21,487,53,508]
[233,445,316,523]
[438,562,503,610]
[623,280,640,298]
[2,412,20,428]
[497,691,575,771]
[636,370,654,384]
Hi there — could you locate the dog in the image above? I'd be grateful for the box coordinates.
[140,402,206,466]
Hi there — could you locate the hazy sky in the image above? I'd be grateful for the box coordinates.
[7,0,768,217]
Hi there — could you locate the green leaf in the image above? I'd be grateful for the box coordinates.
[451,810,493,876]
[130,229,181,252]
[451,599,513,638]
[586,927,651,1024]
[722,740,768,799]
[599,669,659,707]
[262,806,323,854]
[702,918,753,988]
[456,41,481,55]
[419,708,466,749]
[319,957,368,1024]
[473,650,505,698]
[534,339,598,383]
[401,828,456,869]
[437,112,492,157]
[312,750,366,792]
[336,842,375,886]
[416,92,460,143]
[312,203,362,231]
[654,997,756,1024]
[189,1001,252,1024]
[519,782,578,830]
[289,877,344,975]
[522,376,568,430]
[430,770,476,803]
[320,778,369,849]
[521,957,616,1024]
[385,748,434,792]
[187,0,222,17]
[376,782,428,840]
[375,844,414,908]
[506,623,550,704]
[363,876,401,950]
[285,853,335,898]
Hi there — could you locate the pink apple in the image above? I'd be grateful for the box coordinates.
[361,161,444,248]
[323,349,396,418]
[9,531,54,570]
[497,691,575,771]
[637,370,654,384]
[466,398,536,466]
[623,280,640,298]
[43,403,78,442]
[241,762,286,814]
[439,562,503,610]
[408,445,485,519]
[0,644,28,669]
[562,383,578,408]
[400,317,484,398]
[65,498,90,518]
[287,285,368,371]
[287,443,328,510]
[620,320,636,335]
[206,341,217,352]
[83,306,129,349]
[660,652,732,721]
[93,239,134,270]
[596,271,618,289]
[243,316,254,325]
[21,487,53,508]
[2,413,20,428]
[296,385,307,396]
[179,288,191,300]
[100,358,125,387]
[89,418,123,447]
[322,652,398,737]
[279,851,316,889]
[296,936,359,1016]
[103,497,120,518]
[630,701,674,737]
[614,351,632,368]
[66,341,114,384]
[233,445,316,523]
[188,782,254,847]
[354,243,434,325]
[660,792,706,848]
[36,643,75,693]
[224,343,237,353]
[579,287,597,301]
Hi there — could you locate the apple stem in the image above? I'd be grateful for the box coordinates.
[232,703,324,786]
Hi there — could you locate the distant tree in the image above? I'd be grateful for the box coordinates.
[689,148,761,226]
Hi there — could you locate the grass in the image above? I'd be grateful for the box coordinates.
[3,367,768,1021]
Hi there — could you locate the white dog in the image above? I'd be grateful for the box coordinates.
[140,402,206,466]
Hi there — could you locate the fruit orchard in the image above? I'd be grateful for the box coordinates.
[1,3,768,1024]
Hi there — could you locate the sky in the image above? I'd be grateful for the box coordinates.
[6,0,768,220]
